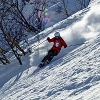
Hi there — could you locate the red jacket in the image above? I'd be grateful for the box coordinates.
[47,37,67,53]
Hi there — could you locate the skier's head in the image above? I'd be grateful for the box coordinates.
[54,32,60,38]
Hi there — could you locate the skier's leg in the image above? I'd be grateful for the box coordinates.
[45,50,58,63]
[39,50,51,67]
[41,53,50,62]
[39,50,58,67]
[41,50,53,64]
[47,50,54,62]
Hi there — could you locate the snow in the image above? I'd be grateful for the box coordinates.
[0,0,100,100]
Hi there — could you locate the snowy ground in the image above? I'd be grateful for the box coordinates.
[0,0,100,100]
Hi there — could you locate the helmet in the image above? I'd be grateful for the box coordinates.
[54,32,60,37]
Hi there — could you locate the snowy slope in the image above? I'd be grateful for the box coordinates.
[0,36,100,100]
[0,0,100,100]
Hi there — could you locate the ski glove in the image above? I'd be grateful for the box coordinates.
[47,37,50,40]
[64,45,67,48]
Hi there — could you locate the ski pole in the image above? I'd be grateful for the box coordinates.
[31,39,47,50]
[35,39,47,47]
[68,42,87,47]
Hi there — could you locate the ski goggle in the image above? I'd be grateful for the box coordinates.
[55,36,60,38]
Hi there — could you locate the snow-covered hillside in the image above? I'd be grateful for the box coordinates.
[0,0,100,100]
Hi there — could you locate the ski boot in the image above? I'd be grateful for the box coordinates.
[38,60,49,68]
[38,62,44,68]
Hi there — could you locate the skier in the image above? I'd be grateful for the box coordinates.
[39,32,67,67]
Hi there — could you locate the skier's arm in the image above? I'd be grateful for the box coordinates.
[62,39,67,48]
[47,37,55,42]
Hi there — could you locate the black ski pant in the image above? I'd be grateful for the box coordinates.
[42,50,58,63]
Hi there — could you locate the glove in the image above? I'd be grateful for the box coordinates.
[47,37,50,40]
[64,45,67,48]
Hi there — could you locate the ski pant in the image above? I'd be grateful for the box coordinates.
[42,50,58,63]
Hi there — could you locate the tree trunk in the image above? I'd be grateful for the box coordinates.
[0,48,10,64]
[62,0,69,17]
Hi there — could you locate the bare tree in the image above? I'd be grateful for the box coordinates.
[61,0,69,17]
[28,0,48,31]
[50,0,69,17]
[0,21,26,65]
[0,0,49,65]
[76,0,91,9]
[0,47,10,65]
